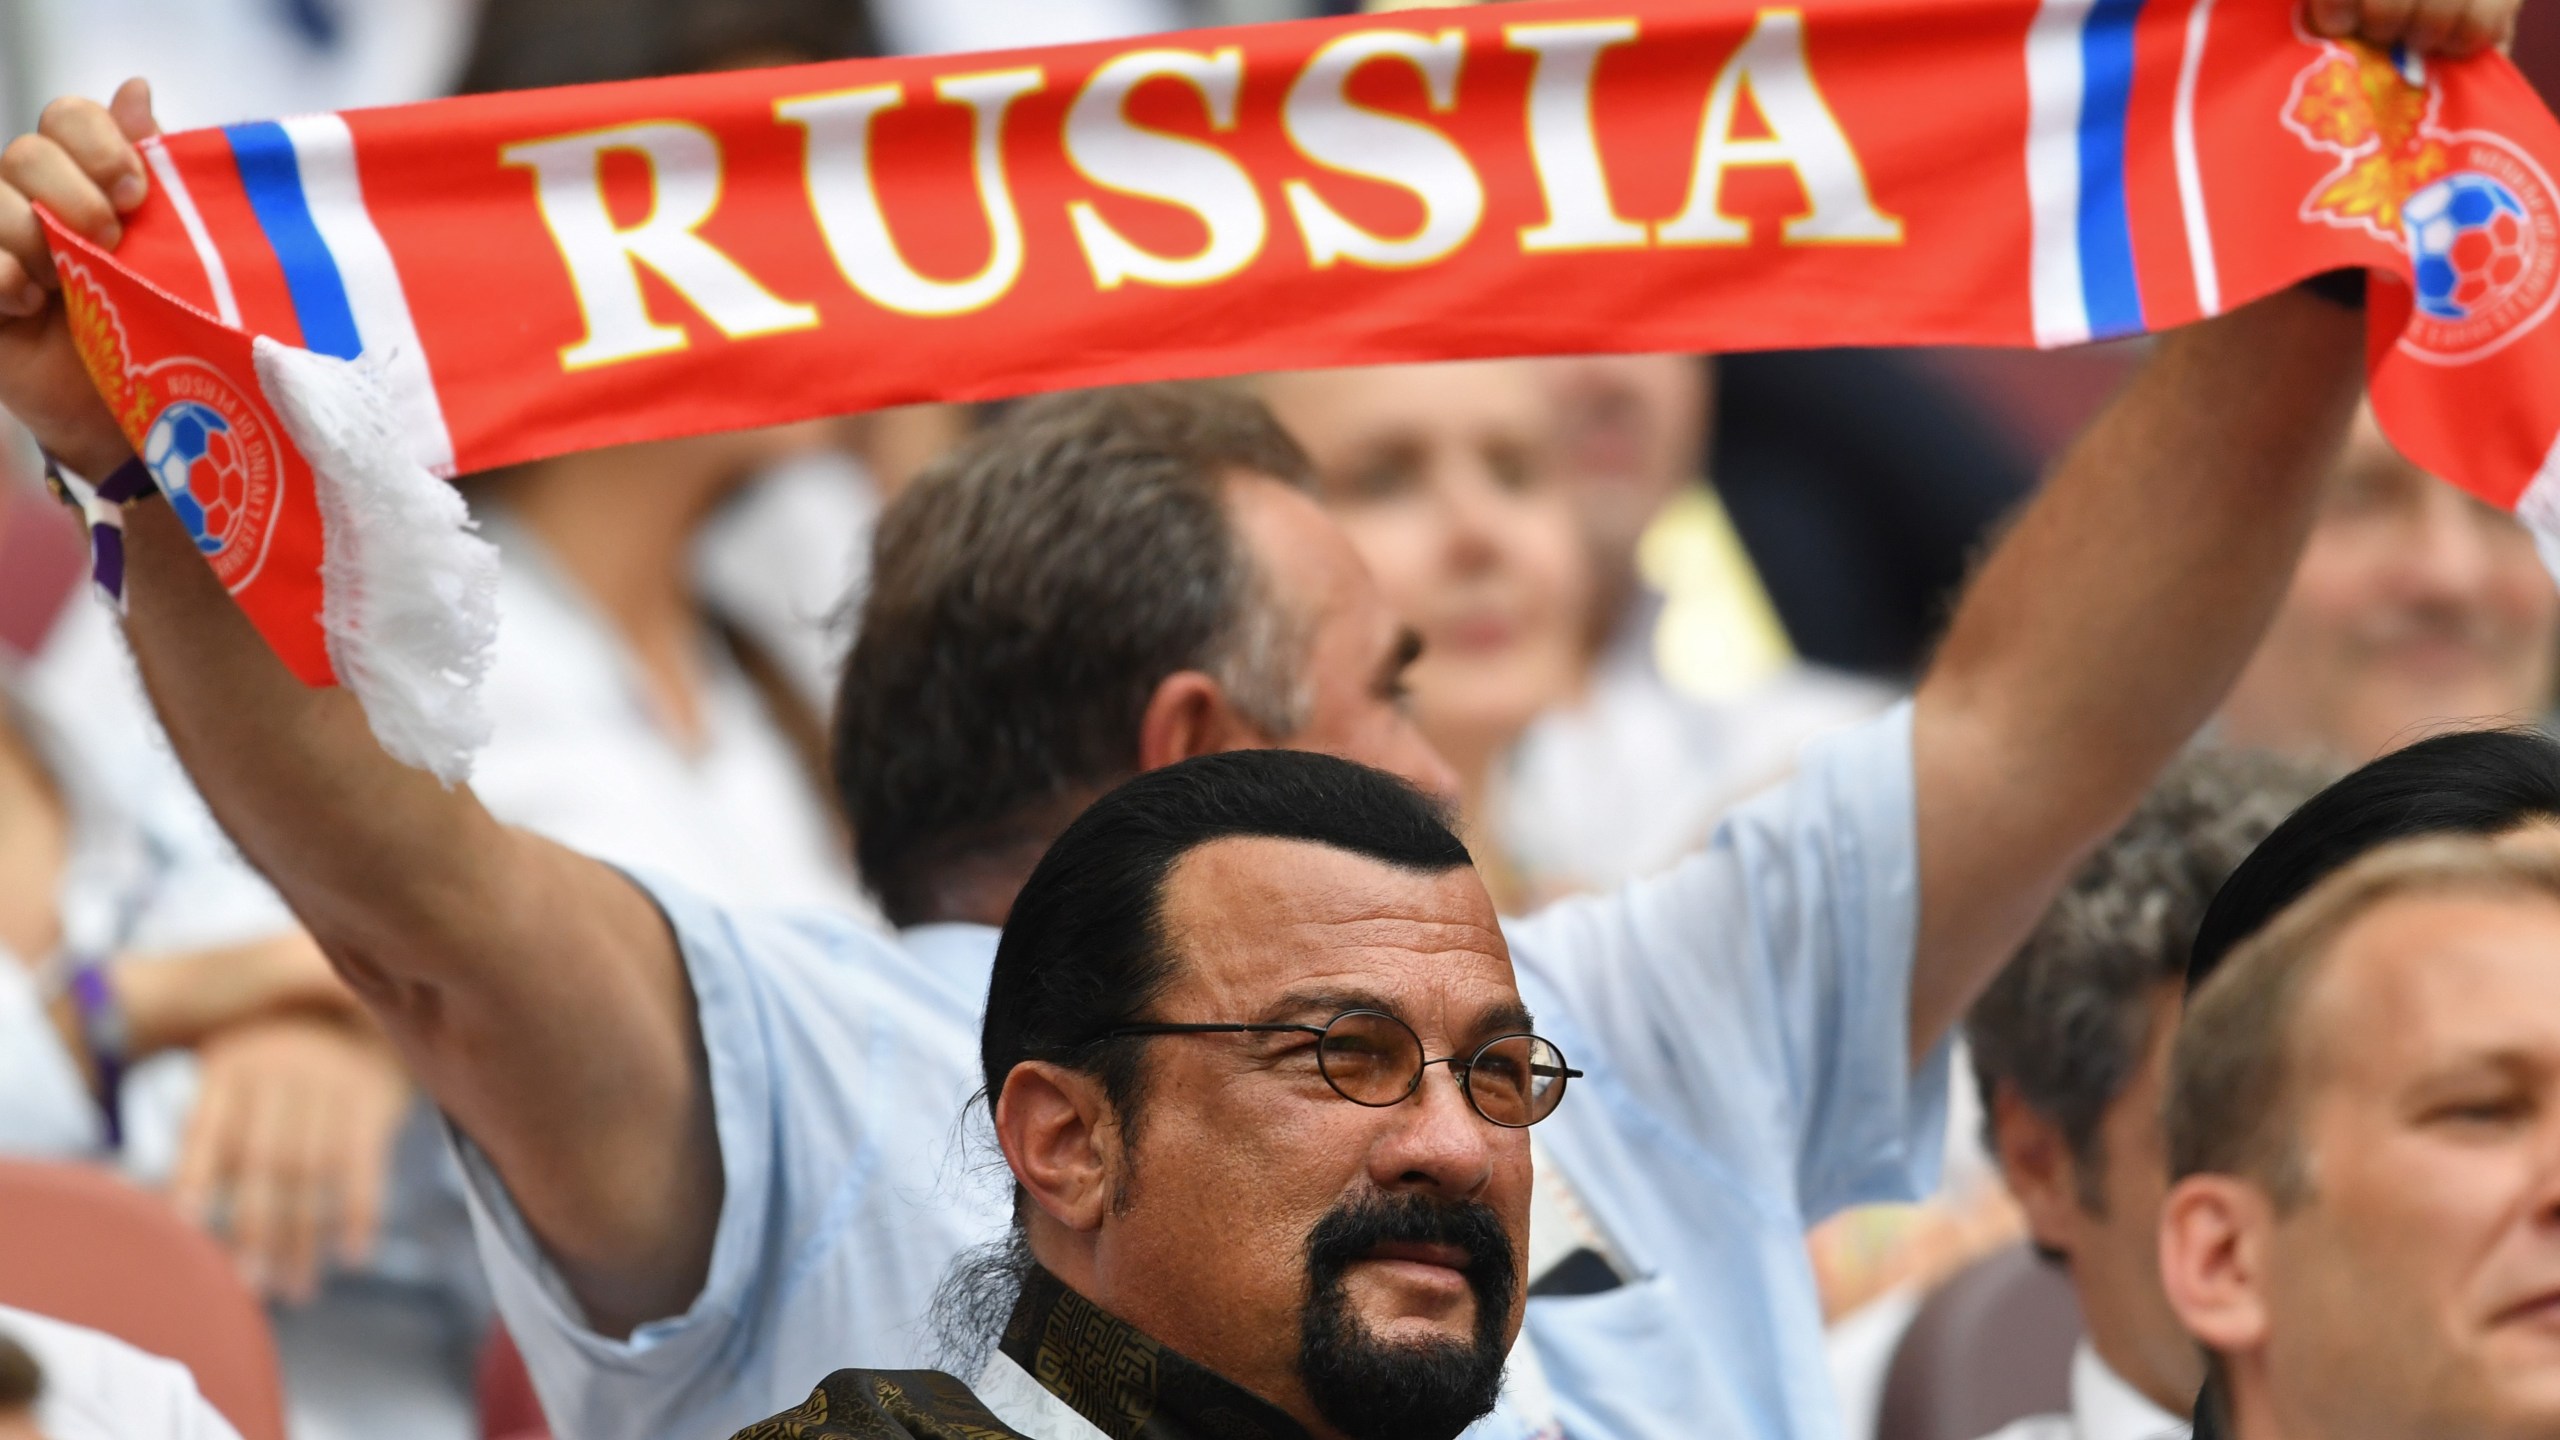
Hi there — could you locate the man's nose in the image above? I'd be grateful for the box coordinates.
[1370,1061,1498,1198]
[1435,460,1513,570]
[2397,488,2501,601]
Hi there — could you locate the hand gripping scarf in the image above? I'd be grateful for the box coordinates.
[40,0,2560,779]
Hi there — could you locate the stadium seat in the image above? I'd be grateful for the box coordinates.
[1875,1243,2082,1440]
[0,1160,286,1440]
[0,482,82,662]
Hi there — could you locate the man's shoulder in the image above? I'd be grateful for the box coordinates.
[629,874,993,1057]
[636,868,912,969]
[1504,697,1902,948]
[729,1369,1038,1440]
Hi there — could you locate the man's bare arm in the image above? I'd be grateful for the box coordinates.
[1901,0,2519,1064]
[0,86,718,1337]
[1908,288,2362,1058]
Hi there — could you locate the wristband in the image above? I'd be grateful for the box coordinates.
[61,958,128,1150]
[40,451,155,608]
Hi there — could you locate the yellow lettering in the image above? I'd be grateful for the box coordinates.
[504,121,816,372]
[1656,9,1902,247]
[1064,48,1268,290]
[778,68,1045,318]
[1282,29,1485,270]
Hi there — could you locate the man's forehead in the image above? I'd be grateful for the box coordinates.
[2495,820,2560,860]
[1226,472,1356,576]
[1155,836,1514,1002]
[1223,474,1388,633]
[1263,360,1548,426]
[2304,891,2560,1076]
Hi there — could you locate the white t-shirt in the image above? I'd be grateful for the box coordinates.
[0,1305,242,1440]
[474,510,875,921]
[1978,1344,2191,1440]
[691,454,879,717]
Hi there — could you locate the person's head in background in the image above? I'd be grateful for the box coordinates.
[2176,732,2560,1432]
[1257,363,1592,849]
[2215,403,2559,765]
[2163,838,2560,1440]
[836,385,1458,929]
[1966,750,2334,1417]
[1536,355,1713,652]
[2175,733,2560,1432]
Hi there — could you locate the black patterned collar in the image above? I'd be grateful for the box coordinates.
[999,1266,1312,1440]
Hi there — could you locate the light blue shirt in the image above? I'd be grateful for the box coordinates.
[460,703,1945,1440]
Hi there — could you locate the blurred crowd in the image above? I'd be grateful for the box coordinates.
[6,3,2560,1440]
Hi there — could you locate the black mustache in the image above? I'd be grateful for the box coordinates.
[1304,1191,1517,1297]
[1299,1191,1519,1440]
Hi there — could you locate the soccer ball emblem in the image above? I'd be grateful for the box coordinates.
[142,399,248,556]
[2405,172,2538,323]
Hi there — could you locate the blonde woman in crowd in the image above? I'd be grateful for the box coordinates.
[1510,354,1890,900]
[1260,360,1592,910]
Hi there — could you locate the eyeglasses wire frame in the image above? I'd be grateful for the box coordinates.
[1092,1007,1582,1128]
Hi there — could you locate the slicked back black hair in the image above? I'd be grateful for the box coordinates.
[982,749,1471,1125]
[2190,727,2560,990]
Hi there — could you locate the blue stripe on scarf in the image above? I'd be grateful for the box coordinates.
[225,120,364,360]
[2076,0,2148,339]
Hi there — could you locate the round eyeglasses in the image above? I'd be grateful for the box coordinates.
[1096,1008,1581,1128]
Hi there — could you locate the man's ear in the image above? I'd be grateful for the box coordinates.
[1990,1082,2089,1258]
[1137,670,1271,771]
[2159,1174,2274,1357]
[993,1061,1122,1233]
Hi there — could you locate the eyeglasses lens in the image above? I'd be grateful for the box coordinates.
[1315,1011,1423,1105]
[1465,1034,1568,1127]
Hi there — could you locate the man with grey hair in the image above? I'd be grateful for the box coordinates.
[1965,751,2333,1440]
[833,384,1365,926]
[2160,837,2560,1440]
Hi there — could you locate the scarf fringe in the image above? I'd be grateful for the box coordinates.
[253,338,497,785]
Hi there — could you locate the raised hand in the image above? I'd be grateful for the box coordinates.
[2304,0,2520,58]
[0,79,158,477]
